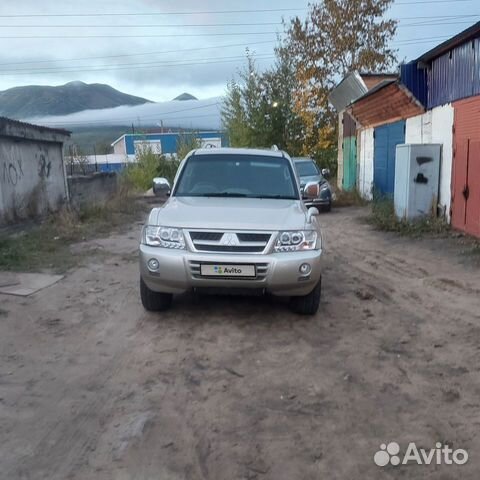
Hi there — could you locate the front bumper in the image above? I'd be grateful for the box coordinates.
[140,246,322,297]
[304,198,331,208]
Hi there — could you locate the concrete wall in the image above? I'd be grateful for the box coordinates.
[357,127,375,200]
[67,172,118,209]
[0,138,67,223]
[405,104,454,220]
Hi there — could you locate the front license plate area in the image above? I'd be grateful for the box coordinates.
[200,264,256,278]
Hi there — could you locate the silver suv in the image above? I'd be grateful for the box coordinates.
[140,148,323,315]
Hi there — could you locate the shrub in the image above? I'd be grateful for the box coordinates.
[176,131,202,161]
[122,145,180,191]
[368,197,450,236]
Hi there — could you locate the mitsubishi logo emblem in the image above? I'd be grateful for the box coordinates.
[220,233,240,246]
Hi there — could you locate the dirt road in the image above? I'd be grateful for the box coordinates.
[1,207,479,479]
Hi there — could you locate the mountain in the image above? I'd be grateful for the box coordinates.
[0,81,152,119]
[173,92,198,101]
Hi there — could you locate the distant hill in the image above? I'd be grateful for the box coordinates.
[173,92,198,101]
[0,81,152,119]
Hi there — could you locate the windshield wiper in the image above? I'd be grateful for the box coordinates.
[253,195,297,200]
[203,192,248,197]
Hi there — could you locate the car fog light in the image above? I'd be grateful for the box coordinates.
[148,258,160,271]
[299,263,311,275]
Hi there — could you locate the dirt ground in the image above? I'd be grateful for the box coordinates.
[1,206,480,480]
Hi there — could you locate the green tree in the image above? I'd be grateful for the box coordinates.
[176,131,202,160]
[222,51,304,153]
[283,0,398,164]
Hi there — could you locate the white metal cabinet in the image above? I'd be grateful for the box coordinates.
[394,144,442,219]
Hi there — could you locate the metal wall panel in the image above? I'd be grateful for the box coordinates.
[428,40,478,108]
[342,136,357,191]
[329,72,368,111]
[373,121,406,195]
[452,96,480,237]
[401,62,428,107]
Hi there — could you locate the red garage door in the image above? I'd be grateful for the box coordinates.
[452,97,480,238]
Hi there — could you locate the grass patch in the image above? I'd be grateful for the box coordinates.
[333,189,369,207]
[367,198,450,236]
[0,187,147,273]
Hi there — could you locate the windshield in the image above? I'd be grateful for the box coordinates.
[295,160,320,178]
[174,154,299,199]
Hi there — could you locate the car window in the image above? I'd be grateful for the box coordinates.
[295,160,321,178]
[174,154,299,199]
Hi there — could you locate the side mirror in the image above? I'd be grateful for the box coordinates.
[321,168,331,178]
[304,181,320,199]
[153,177,171,196]
[307,207,319,223]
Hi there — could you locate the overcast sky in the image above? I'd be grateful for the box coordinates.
[0,0,476,103]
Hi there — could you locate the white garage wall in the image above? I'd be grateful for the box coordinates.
[404,105,454,221]
[431,104,454,221]
[405,111,432,144]
[357,127,375,200]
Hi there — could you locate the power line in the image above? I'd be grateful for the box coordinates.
[1,53,274,73]
[0,7,307,18]
[0,54,275,76]
[399,20,478,27]
[0,40,276,67]
[0,22,283,28]
[0,32,280,39]
[395,0,472,4]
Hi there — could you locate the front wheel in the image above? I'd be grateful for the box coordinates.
[290,277,322,315]
[140,277,173,312]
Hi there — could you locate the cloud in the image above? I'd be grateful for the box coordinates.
[26,97,224,130]
[0,0,296,99]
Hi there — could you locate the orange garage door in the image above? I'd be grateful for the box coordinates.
[452,97,480,238]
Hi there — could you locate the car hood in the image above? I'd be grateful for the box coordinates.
[299,174,325,187]
[148,196,307,231]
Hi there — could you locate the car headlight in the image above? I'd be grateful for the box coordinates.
[274,230,318,252]
[143,226,185,249]
[320,183,329,191]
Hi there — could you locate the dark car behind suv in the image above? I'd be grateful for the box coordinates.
[293,157,333,212]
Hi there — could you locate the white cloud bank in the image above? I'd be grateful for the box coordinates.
[27,97,223,130]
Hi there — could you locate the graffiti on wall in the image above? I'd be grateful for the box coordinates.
[38,154,52,178]
[1,159,24,186]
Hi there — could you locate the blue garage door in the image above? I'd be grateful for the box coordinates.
[374,121,405,196]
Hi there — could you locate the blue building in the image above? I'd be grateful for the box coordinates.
[111,131,227,157]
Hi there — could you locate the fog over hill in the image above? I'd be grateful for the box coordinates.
[26,97,223,131]
[0,81,151,118]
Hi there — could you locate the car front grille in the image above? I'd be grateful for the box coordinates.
[187,230,273,254]
[189,261,269,280]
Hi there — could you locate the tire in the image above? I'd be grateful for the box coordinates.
[140,277,173,312]
[290,277,322,315]
[323,202,332,212]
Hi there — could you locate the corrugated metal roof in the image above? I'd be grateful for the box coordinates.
[400,62,428,107]
[416,21,480,64]
[427,38,480,108]
[328,72,368,111]
[0,117,70,137]
[347,82,424,128]
[359,72,398,90]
